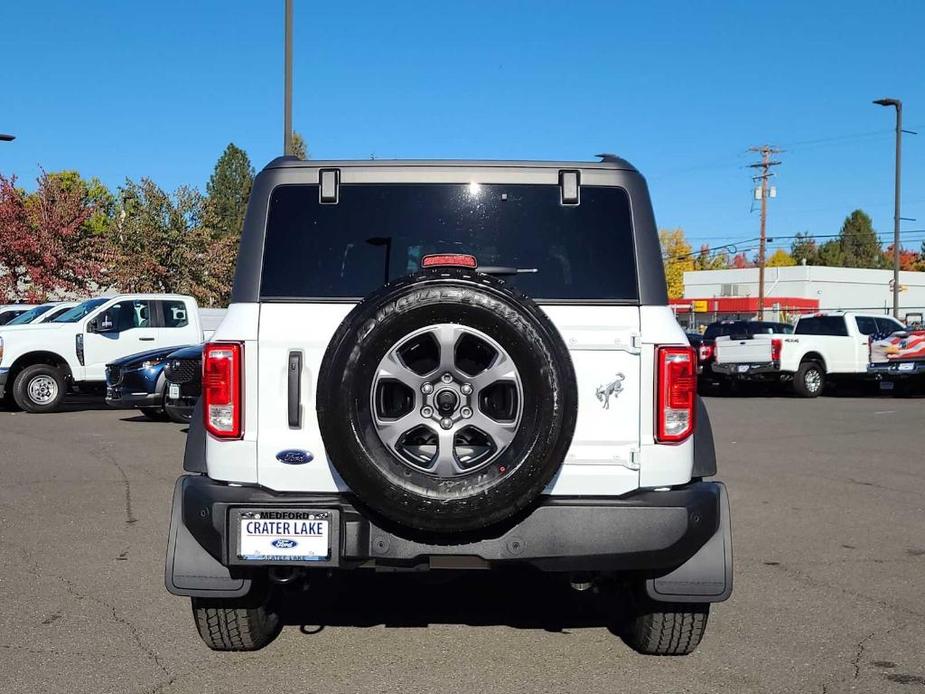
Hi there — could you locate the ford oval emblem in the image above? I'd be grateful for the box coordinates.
[276,449,313,465]
[271,539,297,549]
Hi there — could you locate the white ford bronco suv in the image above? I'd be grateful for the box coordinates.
[165,156,732,655]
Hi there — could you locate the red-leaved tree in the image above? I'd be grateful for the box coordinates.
[0,172,105,301]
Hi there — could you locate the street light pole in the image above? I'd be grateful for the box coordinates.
[284,0,293,156]
[874,98,902,319]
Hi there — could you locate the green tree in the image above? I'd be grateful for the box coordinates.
[659,228,693,299]
[205,143,254,237]
[790,232,819,265]
[693,244,728,270]
[836,209,883,268]
[291,131,309,160]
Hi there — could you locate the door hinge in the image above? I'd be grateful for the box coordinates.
[616,448,641,471]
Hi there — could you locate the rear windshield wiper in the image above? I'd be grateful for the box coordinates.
[477,266,538,276]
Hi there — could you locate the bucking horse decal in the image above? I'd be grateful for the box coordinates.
[595,373,625,410]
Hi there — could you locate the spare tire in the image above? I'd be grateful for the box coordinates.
[316,268,578,534]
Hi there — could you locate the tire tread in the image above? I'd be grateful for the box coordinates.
[622,603,709,656]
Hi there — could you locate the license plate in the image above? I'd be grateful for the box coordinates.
[899,362,915,372]
[237,510,331,561]
[880,380,894,390]
[737,364,750,373]
[168,383,180,399]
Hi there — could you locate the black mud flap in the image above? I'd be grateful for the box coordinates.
[165,476,252,598]
[645,482,732,603]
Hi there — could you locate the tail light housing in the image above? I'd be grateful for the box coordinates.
[771,338,782,362]
[656,346,696,443]
[203,342,243,438]
[698,343,713,363]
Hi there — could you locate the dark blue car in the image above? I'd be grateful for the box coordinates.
[105,345,194,421]
[163,344,202,423]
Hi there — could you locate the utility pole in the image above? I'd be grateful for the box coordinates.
[283,0,293,156]
[748,145,782,320]
[873,98,905,318]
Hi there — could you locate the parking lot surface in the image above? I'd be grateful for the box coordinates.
[1,395,923,693]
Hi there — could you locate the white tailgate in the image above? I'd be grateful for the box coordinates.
[715,335,772,364]
[257,303,354,492]
[256,303,641,496]
[539,305,641,496]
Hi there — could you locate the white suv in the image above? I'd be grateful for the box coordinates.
[165,157,732,655]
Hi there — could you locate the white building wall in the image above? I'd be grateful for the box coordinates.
[683,266,925,318]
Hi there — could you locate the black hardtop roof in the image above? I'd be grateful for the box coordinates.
[262,154,639,173]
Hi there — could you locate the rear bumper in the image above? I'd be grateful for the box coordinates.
[712,361,780,378]
[869,361,925,377]
[165,474,733,603]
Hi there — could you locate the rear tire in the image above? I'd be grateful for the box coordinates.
[793,361,825,398]
[12,364,67,413]
[191,595,282,651]
[619,601,710,656]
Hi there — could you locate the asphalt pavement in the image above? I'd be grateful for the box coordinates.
[1,394,923,693]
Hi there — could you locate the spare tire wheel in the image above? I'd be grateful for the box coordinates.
[316,268,578,534]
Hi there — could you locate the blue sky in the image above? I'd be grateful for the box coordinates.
[2,0,922,255]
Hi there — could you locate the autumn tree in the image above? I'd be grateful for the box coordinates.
[291,131,309,160]
[659,228,693,299]
[109,179,235,305]
[883,244,920,271]
[0,172,107,301]
[767,248,796,267]
[205,143,254,238]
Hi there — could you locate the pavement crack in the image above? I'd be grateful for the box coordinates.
[92,443,138,525]
[851,631,875,679]
[1,539,175,690]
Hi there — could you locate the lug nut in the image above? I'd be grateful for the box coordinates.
[440,418,453,430]
[461,383,473,395]
[461,407,472,418]
[421,383,434,394]
[421,406,434,417]
[441,372,453,383]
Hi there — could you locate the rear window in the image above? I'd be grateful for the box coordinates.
[795,316,848,336]
[260,183,638,301]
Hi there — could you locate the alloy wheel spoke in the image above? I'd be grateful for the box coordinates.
[377,350,423,390]
[469,410,518,449]
[431,428,461,477]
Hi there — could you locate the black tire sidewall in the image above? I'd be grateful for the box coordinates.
[795,362,824,398]
[317,270,578,534]
[13,364,66,413]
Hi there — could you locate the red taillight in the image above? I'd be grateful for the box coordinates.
[421,253,478,269]
[203,342,243,439]
[771,338,782,362]
[698,343,713,363]
[656,346,696,443]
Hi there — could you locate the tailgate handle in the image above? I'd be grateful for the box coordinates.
[288,351,302,428]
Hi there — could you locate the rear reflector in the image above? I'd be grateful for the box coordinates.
[203,342,243,439]
[656,345,696,443]
[422,254,478,269]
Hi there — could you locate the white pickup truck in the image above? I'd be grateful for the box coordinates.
[0,294,205,412]
[712,312,905,397]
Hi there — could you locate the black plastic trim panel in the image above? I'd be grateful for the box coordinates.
[171,476,724,575]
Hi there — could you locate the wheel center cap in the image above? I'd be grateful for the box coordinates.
[435,389,459,414]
